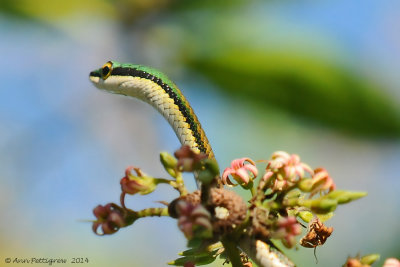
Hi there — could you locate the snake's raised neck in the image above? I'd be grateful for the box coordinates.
[89,61,214,159]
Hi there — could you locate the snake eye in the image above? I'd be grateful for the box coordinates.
[101,61,113,80]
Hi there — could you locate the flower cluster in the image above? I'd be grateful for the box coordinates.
[92,203,136,235]
[263,151,313,191]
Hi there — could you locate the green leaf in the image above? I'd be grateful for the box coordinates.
[168,251,218,266]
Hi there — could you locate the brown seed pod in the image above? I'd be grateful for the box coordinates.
[168,188,248,234]
[209,188,248,234]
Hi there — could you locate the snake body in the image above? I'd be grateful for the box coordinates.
[89,61,214,158]
[89,61,293,267]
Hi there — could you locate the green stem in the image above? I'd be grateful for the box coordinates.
[175,173,188,196]
[221,238,244,267]
[250,186,257,197]
[155,177,188,196]
[136,207,169,218]
[175,172,184,185]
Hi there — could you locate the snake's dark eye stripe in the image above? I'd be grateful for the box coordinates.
[89,71,100,78]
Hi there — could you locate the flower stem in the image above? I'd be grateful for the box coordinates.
[221,238,244,267]
[155,177,188,196]
[136,207,169,218]
[250,186,257,197]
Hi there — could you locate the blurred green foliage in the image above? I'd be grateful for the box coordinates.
[187,49,400,137]
[3,0,400,138]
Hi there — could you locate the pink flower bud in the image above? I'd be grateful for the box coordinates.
[120,167,157,195]
[174,145,207,172]
[92,203,127,235]
[310,168,336,197]
[222,158,258,186]
[175,201,212,240]
[384,258,400,267]
[271,216,302,248]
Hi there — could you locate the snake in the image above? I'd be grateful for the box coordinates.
[89,61,295,267]
[89,61,214,159]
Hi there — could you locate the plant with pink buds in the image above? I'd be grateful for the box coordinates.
[90,145,372,267]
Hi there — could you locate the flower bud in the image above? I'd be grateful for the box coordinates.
[197,159,220,185]
[271,216,302,248]
[383,258,400,267]
[324,190,367,204]
[302,198,338,214]
[160,151,178,177]
[120,175,157,195]
[120,167,158,195]
[285,189,302,199]
[298,211,313,223]
[298,179,313,192]
[360,254,380,265]
[343,258,364,267]
[174,145,207,172]
[175,201,212,240]
[92,203,136,235]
